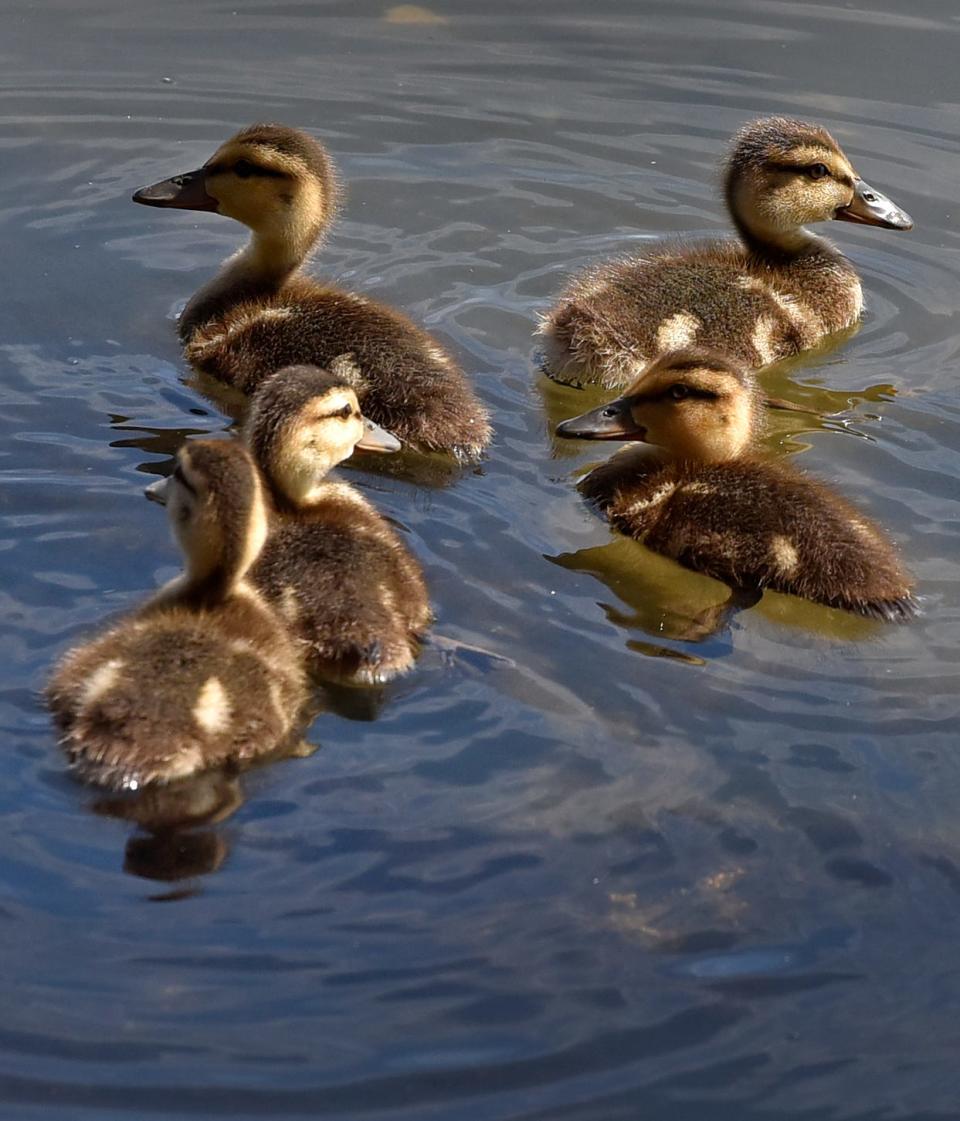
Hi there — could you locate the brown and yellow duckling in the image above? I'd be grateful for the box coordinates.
[245,362,431,684]
[133,123,492,462]
[47,440,306,790]
[541,117,912,389]
[556,350,915,621]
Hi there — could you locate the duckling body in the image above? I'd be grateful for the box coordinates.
[557,351,915,620]
[245,364,431,683]
[541,117,912,389]
[134,123,491,462]
[47,440,306,789]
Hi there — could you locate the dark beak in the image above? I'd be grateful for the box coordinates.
[355,416,402,453]
[132,168,218,213]
[556,396,645,441]
[835,178,912,230]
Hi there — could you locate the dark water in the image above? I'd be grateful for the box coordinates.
[3,0,960,1117]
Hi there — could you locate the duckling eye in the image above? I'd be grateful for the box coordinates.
[338,404,353,419]
[668,383,690,401]
[234,159,256,179]
[807,163,830,181]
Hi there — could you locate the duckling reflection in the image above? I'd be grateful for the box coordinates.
[556,350,915,621]
[47,439,307,790]
[133,123,491,461]
[92,770,243,883]
[244,362,432,685]
[541,116,912,389]
[550,532,752,648]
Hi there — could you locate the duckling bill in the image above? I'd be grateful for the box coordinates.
[557,350,916,622]
[541,116,912,389]
[133,123,492,462]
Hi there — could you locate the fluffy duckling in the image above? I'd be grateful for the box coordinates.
[541,117,912,389]
[133,123,492,462]
[556,350,915,620]
[245,363,431,683]
[47,440,306,790]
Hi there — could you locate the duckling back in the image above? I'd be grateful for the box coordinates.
[186,277,491,461]
[543,241,860,390]
[47,595,305,789]
[583,453,915,621]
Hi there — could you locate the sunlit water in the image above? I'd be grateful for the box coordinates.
[2,0,960,1117]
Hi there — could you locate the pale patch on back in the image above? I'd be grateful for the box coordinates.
[655,312,700,353]
[193,676,232,735]
[769,535,799,576]
[625,482,676,515]
[426,344,452,368]
[190,306,295,357]
[680,482,715,496]
[849,518,877,543]
[81,658,125,707]
[751,315,779,366]
[737,277,820,344]
[848,279,864,322]
[280,585,301,621]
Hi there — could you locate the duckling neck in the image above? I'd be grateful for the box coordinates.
[148,569,238,612]
[735,221,825,261]
[725,180,827,261]
[179,226,316,340]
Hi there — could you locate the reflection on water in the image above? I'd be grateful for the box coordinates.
[2,0,960,1117]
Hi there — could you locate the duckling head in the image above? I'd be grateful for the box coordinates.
[245,363,401,507]
[724,116,912,254]
[133,123,339,265]
[556,349,760,463]
[145,439,268,600]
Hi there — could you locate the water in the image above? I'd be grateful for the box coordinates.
[2,0,960,1116]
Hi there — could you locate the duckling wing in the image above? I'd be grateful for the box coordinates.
[252,505,430,684]
[642,461,914,619]
[591,457,914,620]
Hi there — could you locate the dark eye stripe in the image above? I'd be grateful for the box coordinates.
[172,463,197,495]
[205,160,289,180]
[768,160,834,178]
[317,405,358,420]
[628,386,717,406]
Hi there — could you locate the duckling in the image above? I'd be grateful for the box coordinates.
[556,350,915,620]
[46,440,306,790]
[244,362,431,684]
[133,123,492,462]
[541,117,912,389]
